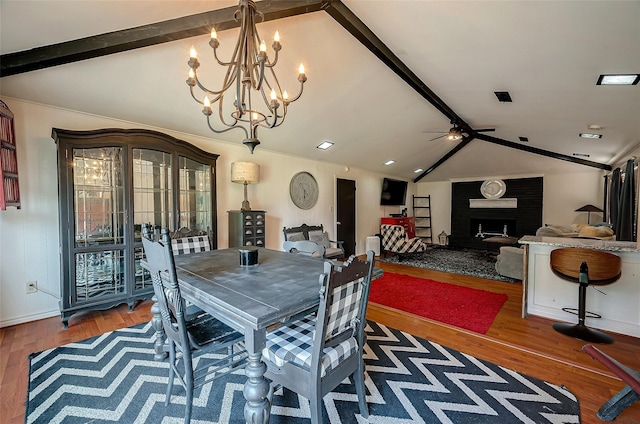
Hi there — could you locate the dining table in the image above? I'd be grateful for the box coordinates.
[146,247,381,424]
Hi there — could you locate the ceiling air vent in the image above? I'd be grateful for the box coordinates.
[494,91,512,102]
[518,136,529,142]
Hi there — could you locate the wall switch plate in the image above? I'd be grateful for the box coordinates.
[26,281,37,294]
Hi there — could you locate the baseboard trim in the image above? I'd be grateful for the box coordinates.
[0,309,59,328]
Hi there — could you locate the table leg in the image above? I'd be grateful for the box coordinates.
[243,328,271,424]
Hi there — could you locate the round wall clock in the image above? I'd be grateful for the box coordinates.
[289,171,319,209]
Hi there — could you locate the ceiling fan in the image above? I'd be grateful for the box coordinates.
[422,123,495,142]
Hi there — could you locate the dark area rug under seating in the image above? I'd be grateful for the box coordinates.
[379,244,520,283]
[26,320,580,423]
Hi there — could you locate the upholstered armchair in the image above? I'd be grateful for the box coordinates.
[380,224,426,258]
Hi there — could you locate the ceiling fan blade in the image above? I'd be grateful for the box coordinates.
[475,128,495,132]
[429,134,447,142]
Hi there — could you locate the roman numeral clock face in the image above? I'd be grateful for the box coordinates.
[289,171,319,210]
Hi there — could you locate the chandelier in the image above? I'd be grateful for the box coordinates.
[186,0,307,153]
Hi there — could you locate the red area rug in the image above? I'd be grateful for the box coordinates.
[369,272,508,334]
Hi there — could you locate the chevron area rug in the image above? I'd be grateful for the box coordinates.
[26,321,580,423]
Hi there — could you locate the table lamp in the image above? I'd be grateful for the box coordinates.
[575,204,603,224]
[231,162,260,211]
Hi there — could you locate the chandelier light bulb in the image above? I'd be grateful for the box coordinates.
[283,91,289,100]
[274,31,280,43]
[188,69,195,79]
[189,46,197,59]
[259,40,266,52]
[204,96,211,108]
[299,63,305,75]
[210,29,217,40]
[270,89,277,100]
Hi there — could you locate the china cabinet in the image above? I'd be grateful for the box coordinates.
[53,128,218,326]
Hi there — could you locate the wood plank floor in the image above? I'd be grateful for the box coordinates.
[1,260,638,423]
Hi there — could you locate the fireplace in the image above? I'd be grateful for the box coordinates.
[449,177,543,250]
[470,218,516,238]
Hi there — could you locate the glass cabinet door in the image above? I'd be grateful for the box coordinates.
[179,156,212,234]
[72,147,125,302]
[132,148,173,292]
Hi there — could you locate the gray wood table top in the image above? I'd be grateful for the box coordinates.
[173,247,327,331]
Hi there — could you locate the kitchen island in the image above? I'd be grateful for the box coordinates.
[520,236,640,338]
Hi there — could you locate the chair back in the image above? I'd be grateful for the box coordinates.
[283,240,325,257]
[550,247,622,285]
[312,251,375,368]
[141,225,191,350]
[171,235,211,255]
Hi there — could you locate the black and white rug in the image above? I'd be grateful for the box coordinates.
[27,321,580,423]
[379,245,519,283]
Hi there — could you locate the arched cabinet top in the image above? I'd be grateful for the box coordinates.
[51,127,219,162]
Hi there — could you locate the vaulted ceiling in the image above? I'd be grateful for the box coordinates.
[1,0,639,182]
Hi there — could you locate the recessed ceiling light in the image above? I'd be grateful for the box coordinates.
[384,160,395,166]
[518,136,529,142]
[579,133,603,139]
[573,153,591,158]
[414,168,423,173]
[596,74,640,85]
[316,141,334,150]
[588,124,604,130]
[494,91,513,102]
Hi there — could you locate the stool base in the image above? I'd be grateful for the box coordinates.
[552,322,614,344]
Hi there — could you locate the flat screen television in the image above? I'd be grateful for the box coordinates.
[380,178,408,206]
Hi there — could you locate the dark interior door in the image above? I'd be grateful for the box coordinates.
[337,178,356,256]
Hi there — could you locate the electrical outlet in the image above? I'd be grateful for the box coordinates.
[26,281,38,294]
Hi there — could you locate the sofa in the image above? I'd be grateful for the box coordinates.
[495,246,524,280]
[535,223,615,240]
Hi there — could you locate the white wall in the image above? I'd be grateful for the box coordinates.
[0,98,399,327]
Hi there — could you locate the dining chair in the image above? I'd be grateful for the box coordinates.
[283,239,326,257]
[262,251,376,424]
[141,226,247,424]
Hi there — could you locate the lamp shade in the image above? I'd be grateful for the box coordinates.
[231,162,260,184]
[575,204,603,213]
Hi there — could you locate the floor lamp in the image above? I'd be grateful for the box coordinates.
[231,162,260,211]
[575,204,604,225]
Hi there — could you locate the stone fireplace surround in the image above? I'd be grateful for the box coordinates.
[449,177,543,250]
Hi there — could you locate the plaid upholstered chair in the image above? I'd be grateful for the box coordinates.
[141,226,247,424]
[380,224,426,259]
[262,251,376,424]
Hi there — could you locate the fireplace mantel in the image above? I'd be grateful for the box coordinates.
[469,198,518,208]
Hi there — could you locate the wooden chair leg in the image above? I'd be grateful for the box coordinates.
[354,365,369,418]
[309,387,323,424]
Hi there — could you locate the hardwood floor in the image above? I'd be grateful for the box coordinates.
[1,261,638,423]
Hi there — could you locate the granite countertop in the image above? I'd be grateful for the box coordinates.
[519,235,640,252]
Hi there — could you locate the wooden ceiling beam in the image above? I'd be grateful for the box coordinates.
[475,132,612,171]
[413,137,475,182]
[0,0,325,77]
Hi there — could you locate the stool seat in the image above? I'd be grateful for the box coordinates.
[550,248,622,344]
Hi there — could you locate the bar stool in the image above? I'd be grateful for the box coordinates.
[550,247,622,344]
